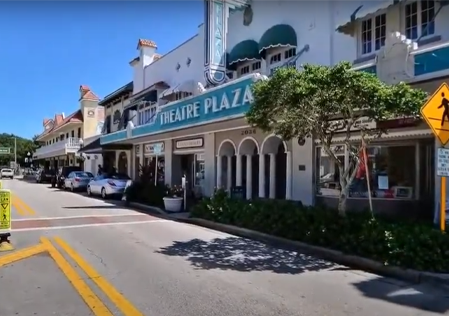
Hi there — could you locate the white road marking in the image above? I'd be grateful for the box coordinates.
[12,219,170,232]
[12,213,145,222]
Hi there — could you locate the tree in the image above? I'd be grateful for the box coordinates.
[246,62,427,216]
[0,133,38,167]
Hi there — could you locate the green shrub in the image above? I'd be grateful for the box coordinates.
[192,190,449,273]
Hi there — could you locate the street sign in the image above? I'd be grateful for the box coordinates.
[437,148,449,176]
[153,143,163,155]
[0,147,10,155]
[421,83,449,146]
[0,189,11,232]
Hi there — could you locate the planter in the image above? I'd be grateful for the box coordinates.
[163,197,184,212]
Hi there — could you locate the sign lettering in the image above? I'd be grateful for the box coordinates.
[159,85,253,126]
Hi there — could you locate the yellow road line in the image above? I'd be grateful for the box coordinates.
[12,198,26,216]
[40,237,113,316]
[12,194,35,215]
[53,237,144,316]
[0,243,47,267]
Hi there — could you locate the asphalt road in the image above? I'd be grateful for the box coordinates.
[1,179,449,316]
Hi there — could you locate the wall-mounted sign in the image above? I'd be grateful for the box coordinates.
[176,138,203,149]
[240,128,256,136]
[144,142,165,155]
[135,145,140,155]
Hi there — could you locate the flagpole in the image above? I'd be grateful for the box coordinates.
[361,135,374,215]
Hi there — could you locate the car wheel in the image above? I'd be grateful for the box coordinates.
[87,186,92,196]
[51,182,55,188]
[101,187,107,199]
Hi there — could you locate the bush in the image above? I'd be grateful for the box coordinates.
[192,190,449,273]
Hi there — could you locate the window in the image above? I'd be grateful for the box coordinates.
[252,61,261,71]
[66,132,69,139]
[270,53,282,64]
[360,13,386,55]
[227,71,234,79]
[71,130,75,137]
[315,144,416,199]
[173,91,192,101]
[239,65,250,75]
[284,48,296,59]
[77,127,81,138]
[138,105,157,125]
[405,0,435,40]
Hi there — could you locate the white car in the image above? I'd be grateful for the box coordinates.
[0,168,14,179]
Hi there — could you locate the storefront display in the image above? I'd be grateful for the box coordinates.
[316,144,416,200]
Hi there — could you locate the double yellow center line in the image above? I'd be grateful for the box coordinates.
[12,194,35,216]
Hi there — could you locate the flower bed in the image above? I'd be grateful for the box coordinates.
[191,190,449,273]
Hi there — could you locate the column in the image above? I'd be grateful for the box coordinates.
[226,156,232,192]
[164,140,173,186]
[285,151,292,199]
[259,154,265,198]
[269,153,276,199]
[216,155,222,188]
[236,154,242,186]
[246,155,252,200]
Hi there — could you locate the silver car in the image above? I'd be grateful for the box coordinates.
[87,173,131,199]
[64,171,94,192]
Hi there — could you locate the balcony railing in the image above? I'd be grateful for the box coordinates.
[34,137,82,158]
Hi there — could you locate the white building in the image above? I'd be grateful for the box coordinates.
[99,0,360,205]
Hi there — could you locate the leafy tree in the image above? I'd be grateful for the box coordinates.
[246,62,427,216]
[0,133,38,167]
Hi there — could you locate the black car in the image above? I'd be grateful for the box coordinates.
[51,166,82,188]
[36,169,56,183]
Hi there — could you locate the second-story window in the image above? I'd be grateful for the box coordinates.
[71,130,74,137]
[360,13,386,55]
[270,53,282,64]
[252,61,261,71]
[239,65,250,75]
[405,0,435,40]
[284,48,296,59]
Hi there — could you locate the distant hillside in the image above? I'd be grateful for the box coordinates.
[0,133,38,166]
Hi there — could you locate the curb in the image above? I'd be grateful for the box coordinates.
[126,202,449,289]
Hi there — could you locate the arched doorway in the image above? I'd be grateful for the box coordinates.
[237,137,259,199]
[261,135,287,199]
[118,151,128,174]
[217,140,236,192]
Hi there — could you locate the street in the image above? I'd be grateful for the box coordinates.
[0,179,448,316]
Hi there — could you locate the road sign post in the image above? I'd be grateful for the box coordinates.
[421,83,449,232]
[0,189,13,251]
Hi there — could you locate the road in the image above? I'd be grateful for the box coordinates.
[0,179,448,316]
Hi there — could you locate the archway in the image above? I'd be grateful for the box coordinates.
[261,135,287,199]
[118,151,128,174]
[237,137,260,199]
[217,140,236,191]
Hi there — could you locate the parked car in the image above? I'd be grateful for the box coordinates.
[0,168,14,179]
[64,171,94,192]
[87,173,131,199]
[36,169,56,183]
[51,166,82,189]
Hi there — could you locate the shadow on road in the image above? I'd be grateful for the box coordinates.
[156,236,336,274]
[352,277,449,313]
[62,205,124,210]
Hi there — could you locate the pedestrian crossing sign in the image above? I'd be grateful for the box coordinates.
[0,189,11,231]
[421,82,449,146]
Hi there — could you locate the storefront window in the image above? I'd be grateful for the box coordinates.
[316,144,416,199]
[142,156,165,185]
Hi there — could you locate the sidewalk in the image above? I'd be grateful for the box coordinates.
[128,201,449,290]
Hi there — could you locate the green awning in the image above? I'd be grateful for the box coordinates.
[258,24,297,59]
[228,40,260,69]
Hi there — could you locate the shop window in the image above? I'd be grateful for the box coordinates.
[315,144,416,199]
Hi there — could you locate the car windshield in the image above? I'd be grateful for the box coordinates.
[108,173,131,180]
[74,172,93,178]
[1,169,12,172]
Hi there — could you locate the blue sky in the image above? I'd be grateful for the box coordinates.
[0,1,203,139]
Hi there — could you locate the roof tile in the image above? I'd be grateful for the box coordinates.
[137,38,157,49]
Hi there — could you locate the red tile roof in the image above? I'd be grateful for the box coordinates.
[79,85,99,101]
[137,38,157,49]
[36,110,84,140]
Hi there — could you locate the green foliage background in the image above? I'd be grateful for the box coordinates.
[0,133,39,167]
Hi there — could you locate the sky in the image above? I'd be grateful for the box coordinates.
[0,1,203,139]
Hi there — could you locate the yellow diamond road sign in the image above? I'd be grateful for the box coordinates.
[421,82,449,146]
